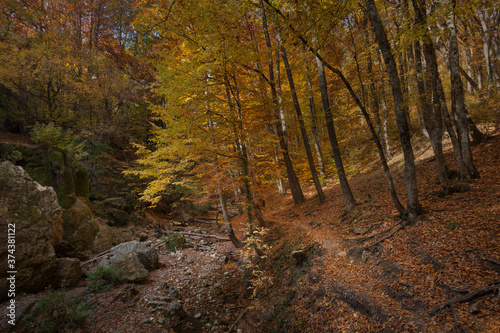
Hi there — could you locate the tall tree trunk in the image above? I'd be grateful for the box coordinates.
[377,57,392,160]
[411,0,466,177]
[305,72,326,178]
[260,0,305,205]
[315,55,357,211]
[278,30,325,203]
[413,39,448,183]
[365,0,420,223]
[262,0,404,215]
[447,0,479,179]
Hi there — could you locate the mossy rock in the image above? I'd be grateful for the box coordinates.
[164,234,192,252]
[74,164,89,199]
[62,198,98,251]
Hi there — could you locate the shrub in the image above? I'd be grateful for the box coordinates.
[20,290,91,333]
[87,265,119,292]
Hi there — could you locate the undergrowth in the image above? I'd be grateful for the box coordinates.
[21,290,91,333]
[87,265,119,292]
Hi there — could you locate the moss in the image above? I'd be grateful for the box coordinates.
[62,199,98,251]
[48,150,64,169]
[74,163,89,199]
[163,234,191,252]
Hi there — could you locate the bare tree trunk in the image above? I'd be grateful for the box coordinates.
[315,55,357,211]
[305,72,326,178]
[447,0,479,179]
[413,39,448,183]
[278,30,326,203]
[365,0,421,223]
[377,55,392,160]
[260,0,305,205]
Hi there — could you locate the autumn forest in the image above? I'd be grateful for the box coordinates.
[0,0,499,332]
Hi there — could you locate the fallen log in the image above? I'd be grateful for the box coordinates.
[159,229,231,241]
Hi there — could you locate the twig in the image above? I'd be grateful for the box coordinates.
[159,229,230,241]
[428,282,500,315]
[194,219,218,224]
[186,240,213,251]
[227,307,248,332]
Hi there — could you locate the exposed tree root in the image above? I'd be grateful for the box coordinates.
[428,282,500,315]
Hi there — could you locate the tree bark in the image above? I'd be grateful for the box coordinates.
[260,0,305,205]
[315,54,356,211]
[365,0,420,223]
[447,0,479,179]
[305,71,326,178]
[278,30,326,203]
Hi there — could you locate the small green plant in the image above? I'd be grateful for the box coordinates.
[163,234,190,252]
[448,221,459,231]
[30,123,86,158]
[87,265,119,292]
[20,290,91,333]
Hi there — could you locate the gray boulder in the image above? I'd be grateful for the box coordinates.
[109,241,159,271]
[113,252,149,283]
[0,161,63,300]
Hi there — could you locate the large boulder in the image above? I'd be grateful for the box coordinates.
[112,252,149,283]
[0,161,63,300]
[109,241,159,271]
[62,198,99,251]
[90,220,134,254]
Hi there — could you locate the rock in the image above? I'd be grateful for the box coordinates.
[309,220,322,228]
[136,232,148,241]
[90,220,134,254]
[109,241,159,271]
[113,252,149,283]
[291,248,309,265]
[62,198,98,251]
[51,257,83,288]
[102,197,127,210]
[0,161,63,300]
[163,302,185,326]
[54,239,88,260]
[194,312,202,319]
[468,303,480,315]
[106,208,129,227]
[165,287,180,300]
[93,199,130,227]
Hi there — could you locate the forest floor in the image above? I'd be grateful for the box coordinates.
[3,130,499,333]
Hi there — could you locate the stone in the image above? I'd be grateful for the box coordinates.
[62,198,98,251]
[90,220,133,254]
[291,248,309,265]
[102,197,127,210]
[109,241,159,271]
[0,161,63,301]
[51,257,83,288]
[113,252,149,283]
[54,239,88,260]
[106,208,129,227]
[194,312,202,319]
[163,302,185,326]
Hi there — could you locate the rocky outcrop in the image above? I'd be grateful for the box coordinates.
[90,220,134,254]
[93,197,130,227]
[0,161,63,300]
